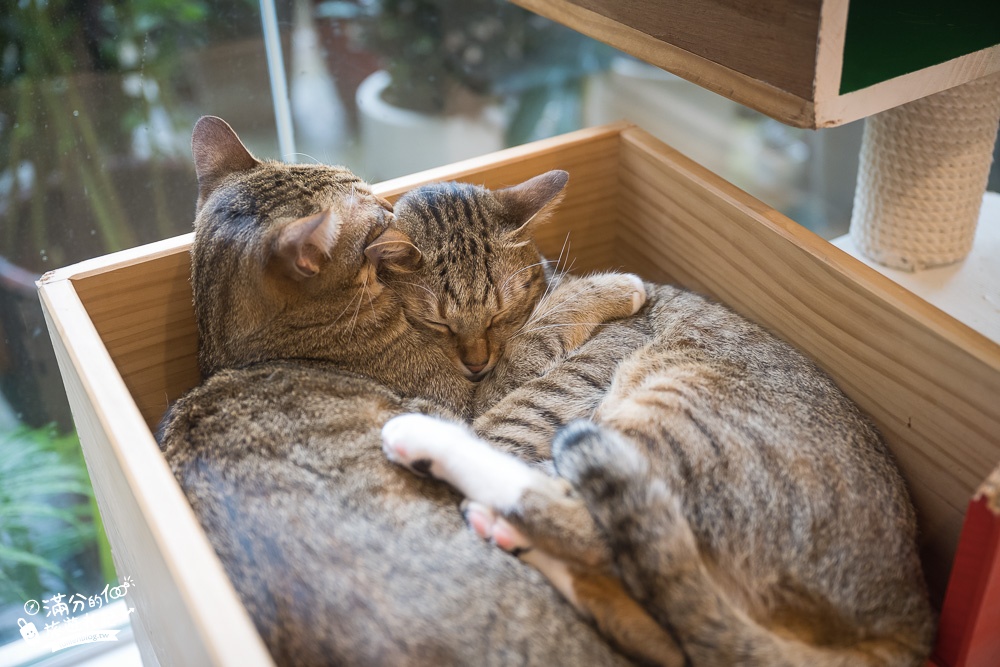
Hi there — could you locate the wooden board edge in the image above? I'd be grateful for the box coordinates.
[41,122,633,290]
[510,0,817,128]
[813,0,849,102]
[372,120,632,198]
[815,45,1000,127]
[38,233,195,286]
[618,126,1000,371]
[37,279,273,667]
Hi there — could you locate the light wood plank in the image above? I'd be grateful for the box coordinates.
[37,278,273,667]
[70,250,200,430]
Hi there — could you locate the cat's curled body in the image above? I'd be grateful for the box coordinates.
[158,116,646,665]
[382,243,936,660]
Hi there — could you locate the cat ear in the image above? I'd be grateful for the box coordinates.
[191,116,260,212]
[496,170,569,239]
[365,228,422,273]
[273,209,341,279]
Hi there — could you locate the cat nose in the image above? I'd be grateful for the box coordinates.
[463,361,487,374]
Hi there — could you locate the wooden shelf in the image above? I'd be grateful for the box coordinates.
[514,0,1000,128]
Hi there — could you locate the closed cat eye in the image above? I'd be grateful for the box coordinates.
[424,319,455,335]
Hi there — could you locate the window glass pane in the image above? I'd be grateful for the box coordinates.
[286,0,863,237]
[0,0,271,657]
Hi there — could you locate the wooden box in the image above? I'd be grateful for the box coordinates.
[38,124,1000,666]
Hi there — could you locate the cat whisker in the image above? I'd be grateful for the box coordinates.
[521,292,581,329]
[346,275,369,342]
[364,277,377,318]
[287,152,321,164]
[499,260,548,296]
[395,280,441,310]
[323,280,372,330]
[537,234,573,305]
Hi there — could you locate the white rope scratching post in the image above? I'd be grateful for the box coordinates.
[850,72,1000,271]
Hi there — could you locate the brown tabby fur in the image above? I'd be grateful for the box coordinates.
[382,214,937,663]
[158,116,646,665]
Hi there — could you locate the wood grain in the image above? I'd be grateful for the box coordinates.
[565,0,822,98]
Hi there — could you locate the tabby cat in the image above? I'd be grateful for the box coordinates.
[381,220,936,661]
[158,116,647,665]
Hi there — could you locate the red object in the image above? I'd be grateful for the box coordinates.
[931,494,1000,667]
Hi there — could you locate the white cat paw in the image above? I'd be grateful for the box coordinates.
[381,413,469,479]
[624,273,647,314]
[382,414,543,512]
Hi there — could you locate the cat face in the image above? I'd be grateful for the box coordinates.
[388,173,568,380]
[189,116,418,375]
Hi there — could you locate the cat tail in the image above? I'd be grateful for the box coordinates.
[552,420,927,667]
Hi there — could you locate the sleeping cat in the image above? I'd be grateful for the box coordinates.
[381,214,936,661]
[158,116,648,665]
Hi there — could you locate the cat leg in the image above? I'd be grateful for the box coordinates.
[462,501,687,667]
[479,273,647,409]
[555,421,927,667]
[382,413,548,510]
[527,272,647,353]
[472,312,652,461]
[382,413,687,667]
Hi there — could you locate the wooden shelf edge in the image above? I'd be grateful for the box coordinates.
[37,233,195,286]
[815,44,1000,128]
[510,0,817,129]
[372,120,633,197]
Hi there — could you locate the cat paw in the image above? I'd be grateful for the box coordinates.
[552,420,648,492]
[381,413,468,479]
[623,273,647,315]
[461,500,534,557]
[383,414,542,511]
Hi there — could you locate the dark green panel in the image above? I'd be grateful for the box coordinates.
[841,0,1000,94]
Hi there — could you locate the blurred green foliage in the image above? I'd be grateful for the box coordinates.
[0,425,112,605]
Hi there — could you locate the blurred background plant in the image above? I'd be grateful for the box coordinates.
[347,0,615,143]
[0,0,220,274]
[0,424,113,646]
